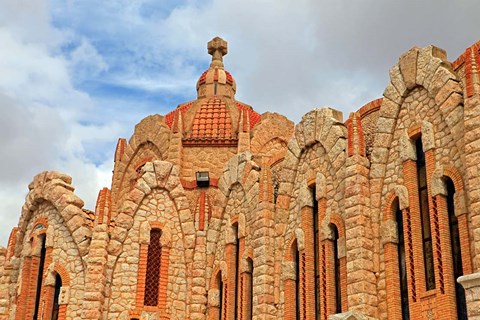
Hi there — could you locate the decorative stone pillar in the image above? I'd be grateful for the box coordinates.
[82,224,109,319]
[343,154,377,318]
[252,201,276,320]
[457,272,480,318]
[190,233,208,320]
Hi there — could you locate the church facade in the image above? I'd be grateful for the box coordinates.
[1,37,480,319]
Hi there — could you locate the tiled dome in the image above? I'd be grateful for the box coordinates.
[183,97,237,146]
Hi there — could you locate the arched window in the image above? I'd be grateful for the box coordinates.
[33,235,46,320]
[415,138,435,290]
[446,178,467,319]
[311,187,320,319]
[331,224,342,314]
[51,273,62,320]
[395,201,410,320]
[144,229,162,306]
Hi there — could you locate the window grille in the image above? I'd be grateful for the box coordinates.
[144,230,162,306]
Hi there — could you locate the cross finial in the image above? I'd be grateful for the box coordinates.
[208,37,228,68]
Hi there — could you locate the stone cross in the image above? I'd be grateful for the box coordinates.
[208,37,228,68]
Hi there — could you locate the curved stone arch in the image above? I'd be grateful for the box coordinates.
[107,161,193,318]
[281,142,338,240]
[371,45,464,200]
[206,182,247,279]
[294,108,347,175]
[278,119,345,220]
[109,160,194,256]
[250,112,294,156]
[114,140,163,204]
[216,153,259,209]
[16,172,91,258]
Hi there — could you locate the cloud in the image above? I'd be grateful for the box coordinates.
[0,0,124,245]
[1,0,480,245]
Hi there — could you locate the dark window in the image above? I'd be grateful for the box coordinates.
[332,225,342,314]
[293,240,300,320]
[396,202,410,320]
[144,229,162,306]
[52,273,62,320]
[234,225,239,320]
[218,272,223,320]
[247,258,254,320]
[416,138,435,290]
[312,187,320,319]
[447,178,467,320]
[33,236,46,320]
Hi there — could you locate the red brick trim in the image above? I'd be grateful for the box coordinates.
[407,124,422,140]
[114,138,127,162]
[358,98,383,119]
[442,165,464,191]
[134,225,170,315]
[284,238,298,320]
[6,227,18,261]
[382,196,408,319]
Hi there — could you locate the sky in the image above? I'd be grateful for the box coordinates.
[0,0,479,245]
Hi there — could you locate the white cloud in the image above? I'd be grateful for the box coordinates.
[1,0,480,245]
[0,0,120,245]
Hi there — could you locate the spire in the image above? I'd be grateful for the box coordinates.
[208,37,228,68]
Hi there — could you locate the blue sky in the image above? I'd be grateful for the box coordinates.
[0,0,480,245]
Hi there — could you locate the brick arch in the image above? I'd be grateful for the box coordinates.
[442,165,464,191]
[382,191,398,222]
[53,262,71,286]
[328,213,346,239]
[284,235,299,262]
[6,227,18,260]
[17,172,91,257]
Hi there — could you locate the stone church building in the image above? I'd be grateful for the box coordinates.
[1,36,480,320]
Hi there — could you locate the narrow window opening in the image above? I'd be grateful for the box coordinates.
[416,138,435,290]
[311,187,320,319]
[144,229,162,306]
[218,272,224,320]
[33,235,46,320]
[294,240,300,320]
[234,225,239,320]
[52,273,62,320]
[447,178,467,320]
[332,225,342,314]
[396,202,410,320]
[247,258,254,320]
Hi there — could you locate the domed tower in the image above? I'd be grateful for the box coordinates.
[164,37,261,184]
